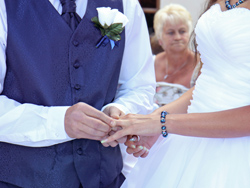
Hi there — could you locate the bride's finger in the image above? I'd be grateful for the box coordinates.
[101,134,119,147]
[113,119,130,128]
[129,146,149,158]
[101,129,128,144]
[126,145,143,155]
[140,148,150,158]
[109,130,127,143]
[117,136,127,143]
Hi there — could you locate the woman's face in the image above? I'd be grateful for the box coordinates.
[159,21,190,53]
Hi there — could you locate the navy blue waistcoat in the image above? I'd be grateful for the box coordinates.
[1,0,125,187]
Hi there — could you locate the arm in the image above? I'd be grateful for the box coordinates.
[102,0,156,115]
[0,3,72,147]
[0,98,72,147]
[166,106,250,138]
[103,94,250,143]
[101,0,156,174]
[102,86,195,157]
[102,85,250,159]
[0,2,114,147]
[142,104,250,138]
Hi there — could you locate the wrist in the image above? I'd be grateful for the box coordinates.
[147,113,163,136]
[151,108,162,116]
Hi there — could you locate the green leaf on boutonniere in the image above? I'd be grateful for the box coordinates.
[99,27,106,36]
[106,23,123,41]
[108,23,123,34]
[109,34,121,41]
[92,17,125,42]
[91,16,102,28]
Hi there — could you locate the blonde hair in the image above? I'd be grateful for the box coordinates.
[154,4,193,40]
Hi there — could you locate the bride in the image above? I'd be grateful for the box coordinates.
[102,0,250,187]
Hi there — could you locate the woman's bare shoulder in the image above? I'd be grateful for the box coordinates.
[155,52,166,65]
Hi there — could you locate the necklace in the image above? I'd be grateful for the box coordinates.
[164,60,188,80]
[225,0,246,9]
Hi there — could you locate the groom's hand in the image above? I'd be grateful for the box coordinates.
[102,106,127,147]
[64,102,114,140]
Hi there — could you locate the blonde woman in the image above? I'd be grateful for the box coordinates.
[153,4,201,106]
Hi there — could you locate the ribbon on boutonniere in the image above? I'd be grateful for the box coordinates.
[91,7,129,49]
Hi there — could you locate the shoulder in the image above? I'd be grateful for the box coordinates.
[122,0,143,17]
[0,1,6,16]
[122,0,147,36]
[155,52,166,62]
[122,0,140,8]
[0,1,7,38]
[155,53,166,69]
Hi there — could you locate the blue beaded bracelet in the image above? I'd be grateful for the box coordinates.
[160,111,169,137]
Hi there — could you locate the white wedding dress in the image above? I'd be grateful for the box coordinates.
[122,4,250,188]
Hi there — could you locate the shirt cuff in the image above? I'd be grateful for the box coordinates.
[47,106,73,141]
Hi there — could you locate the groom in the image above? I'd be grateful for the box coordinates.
[0,0,155,187]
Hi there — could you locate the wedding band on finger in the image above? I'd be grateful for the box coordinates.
[129,135,140,142]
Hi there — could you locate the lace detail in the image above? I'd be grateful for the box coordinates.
[154,82,189,106]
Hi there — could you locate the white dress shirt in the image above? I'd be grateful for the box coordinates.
[0,0,155,147]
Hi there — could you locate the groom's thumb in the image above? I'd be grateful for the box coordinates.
[109,106,125,119]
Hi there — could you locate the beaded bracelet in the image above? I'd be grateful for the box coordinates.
[160,111,169,137]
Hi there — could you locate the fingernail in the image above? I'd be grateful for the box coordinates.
[101,139,108,144]
[143,146,149,152]
[138,146,144,150]
[131,145,136,149]
[112,115,119,120]
[129,137,136,142]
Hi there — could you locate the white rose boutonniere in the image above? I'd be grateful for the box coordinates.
[91,7,129,49]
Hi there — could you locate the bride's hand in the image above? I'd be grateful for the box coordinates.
[124,135,160,158]
[101,106,127,147]
[101,113,160,144]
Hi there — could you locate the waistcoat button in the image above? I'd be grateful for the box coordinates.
[74,84,81,90]
[73,61,80,69]
[76,148,83,155]
[73,40,79,46]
